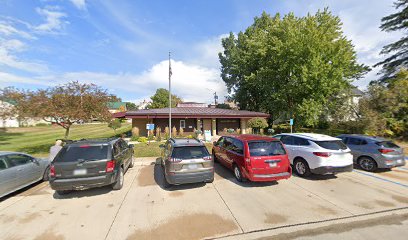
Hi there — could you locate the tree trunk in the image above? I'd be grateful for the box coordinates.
[64,127,70,139]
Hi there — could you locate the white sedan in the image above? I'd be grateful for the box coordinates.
[273,133,353,177]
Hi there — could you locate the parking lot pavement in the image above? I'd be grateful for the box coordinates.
[0,158,407,240]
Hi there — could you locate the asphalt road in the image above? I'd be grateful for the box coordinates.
[0,157,407,240]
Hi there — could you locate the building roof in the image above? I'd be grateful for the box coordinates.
[107,102,127,109]
[113,107,269,119]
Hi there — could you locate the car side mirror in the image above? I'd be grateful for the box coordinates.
[159,144,165,148]
[129,144,134,148]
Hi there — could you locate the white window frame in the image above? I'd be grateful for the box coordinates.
[180,120,186,129]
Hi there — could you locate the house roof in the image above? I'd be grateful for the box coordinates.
[107,102,127,109]
[113,107,269,119]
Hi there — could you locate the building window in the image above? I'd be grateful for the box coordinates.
[180,120,185,129]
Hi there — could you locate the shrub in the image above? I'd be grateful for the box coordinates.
[132,127,140,137]
[164,127,170,140]
[108,119,122,133]
[131,136,139,141]
[247,117,268,129]
[179,127,184,136]
[260,128,264,135]
[267,128,275,135]
[138,137,148,143]
[147,134,155,141]
[237,128,241,134]
[155,127,162,141]
[227,128,235,133]
[172,126,177,137]
[35,123,48,127]
[187,135,194,139]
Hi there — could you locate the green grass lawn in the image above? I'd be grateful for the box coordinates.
[0,123,131,157]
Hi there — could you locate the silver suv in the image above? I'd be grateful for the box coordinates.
[160,138,214,188]
[337,134,405,171]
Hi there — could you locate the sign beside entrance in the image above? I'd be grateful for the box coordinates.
[289,119,294,126]
[204,130,212,142]
[146,124,155,130]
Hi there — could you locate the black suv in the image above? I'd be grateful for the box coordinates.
[49,138,134,195]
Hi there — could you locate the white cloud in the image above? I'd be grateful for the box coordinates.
[190,34,229,69]
[0,71,47,86]
[34,7,68,34]
[70,0,87,10]
[0,21,34,39]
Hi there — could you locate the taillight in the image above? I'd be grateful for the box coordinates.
[50,165,55,177]
[203,156,212,161]
[379,149,394,154]
[106,160,115,172]
[313,152,332,157]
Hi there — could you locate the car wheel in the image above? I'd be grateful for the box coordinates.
[358,157,377,172]
[163,171,172,188]
[112,167,124,190]
[56,190,70,195]
[129,155,135,168]
[43,166,50,181]
[212,151,218,163]
[294,159,311,177]
[233,164,244,182]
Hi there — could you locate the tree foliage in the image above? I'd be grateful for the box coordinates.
[126,102,138,111]
[359,68,408,137]
[219,9,369,127]
[147,88,182,109]
[1,81,114,138]
[108,118,122,134]
[375,0,408,80]
[247,117,269,129]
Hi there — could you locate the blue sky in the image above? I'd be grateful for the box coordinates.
[0,0,402,104]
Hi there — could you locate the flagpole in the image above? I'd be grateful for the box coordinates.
[169,52,172,138]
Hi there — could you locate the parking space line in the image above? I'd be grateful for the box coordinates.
[103,167,141,240]
[211,182,244,234]
[353,170,408,188]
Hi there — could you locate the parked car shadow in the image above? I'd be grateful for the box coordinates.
[214,162,279,188]
[52,186,113,200]
[292,172,338,181]
[153,161,206,191]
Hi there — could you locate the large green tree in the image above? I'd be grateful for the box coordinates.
[375,0,408,80]
[219,9,369,126]
[147,88,182,109]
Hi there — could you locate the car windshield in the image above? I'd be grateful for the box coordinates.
[376,141,400,149]
[248,141,286,156]
[171,146,209,159]
[54,145,109,162]
[313,140,347,150]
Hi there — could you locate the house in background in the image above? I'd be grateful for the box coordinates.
[137,99,151,110]
[113,104,269,137]
[107,102,127,113]
[0,100,49,127]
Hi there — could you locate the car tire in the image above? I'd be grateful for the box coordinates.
[56,190,70,195]
[163,173,172,189]
[112,167,124,190]
[233,164,244,182]
[293,159,311,177]
[43,166,50,181]
[358,157,377,172]
[129,155,134,168]
[206,177,214,183]
[212,151,218,163]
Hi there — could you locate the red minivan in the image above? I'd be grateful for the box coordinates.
[212,135,292,182]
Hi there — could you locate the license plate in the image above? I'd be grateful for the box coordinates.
[188,164,199,169]
[269,163,277,168]
[73,169,87,176]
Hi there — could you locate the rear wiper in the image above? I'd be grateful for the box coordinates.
[77,159,90,164]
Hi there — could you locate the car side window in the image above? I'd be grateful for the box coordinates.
[281,136,294,145]
[348,138,362,145]
[223,137,234,150]
[217,137,225,147]
[0,156,8,170]
[231,139,244,155]
[294,137,309,146]
[273,135,282,140]
[6,154,33,166]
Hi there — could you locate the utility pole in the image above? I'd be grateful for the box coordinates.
[169,52,172,138]
[214,92,218,105]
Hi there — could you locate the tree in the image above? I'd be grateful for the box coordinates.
[247,117,268,134]
[108,118,122,134]
[216,103,231,109]
[374,0,408,80]
[126,102,138,110]
[147,88,182,109]
[219,9,369,127]
[2,81,114,138]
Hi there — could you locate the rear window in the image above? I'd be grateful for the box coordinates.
[376,141,399,148]
[55,145,109,162]
[171,146,209,159]
[248,141,286,156]
[313,140,347,150]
